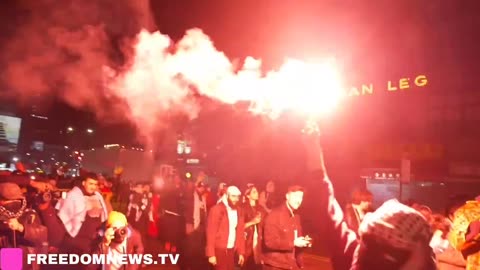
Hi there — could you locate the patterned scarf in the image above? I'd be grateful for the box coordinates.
[359,199,431,250]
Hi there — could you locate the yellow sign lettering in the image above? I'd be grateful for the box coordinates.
[414,75,428,87]
[348,74,428,97]
[362,84,374,95]
[399,78,410,89]
[348,87,360,97]
[387,81,397,91]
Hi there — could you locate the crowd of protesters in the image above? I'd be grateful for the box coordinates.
[0,132,480,270]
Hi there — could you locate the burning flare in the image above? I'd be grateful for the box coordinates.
[106,29,345,121]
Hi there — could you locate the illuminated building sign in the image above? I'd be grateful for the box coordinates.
[31,141,44,151]
[361,168,400,180]
[104,144,120,149]
[348,74,428,97]
[0,115,21,152]
[30,114,48,120]
[186,158,200,164]
[177,140,192,155]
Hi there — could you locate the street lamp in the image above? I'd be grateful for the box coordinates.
[86,128,94,134]
[12,157,19,162]
[67,127,74,133]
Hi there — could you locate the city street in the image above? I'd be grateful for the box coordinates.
[299,254,333,270]
[0,1,478,270]
[141,236,332,269]
[144,253,332,270]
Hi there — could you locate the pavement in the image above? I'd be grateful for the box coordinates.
[142,238,333,270]
[302,253,332,270]
[111,202,334,270]
[143,253,332,270]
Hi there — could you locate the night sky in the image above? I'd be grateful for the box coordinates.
[152,0,479,84]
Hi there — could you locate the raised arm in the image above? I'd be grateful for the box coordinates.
[303,124,358,270]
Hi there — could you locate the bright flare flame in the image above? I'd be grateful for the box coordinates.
[105,29,345,144]
[248,58,345,118]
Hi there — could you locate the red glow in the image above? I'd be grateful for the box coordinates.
[104,29,344,147]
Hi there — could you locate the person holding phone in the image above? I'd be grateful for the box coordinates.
[262,185,309,270]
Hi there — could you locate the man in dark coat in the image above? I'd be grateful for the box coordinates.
[180,176,208,270]
[262,185,310,270]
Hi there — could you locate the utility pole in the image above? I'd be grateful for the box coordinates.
[400,152,411,202]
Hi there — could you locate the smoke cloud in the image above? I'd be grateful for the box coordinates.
[0,0,153,110]
[0,0,165,145]
[108,28,343,124]
[2,0,343,149]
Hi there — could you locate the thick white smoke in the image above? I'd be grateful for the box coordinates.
[1,0,343,150]
[1,0,155,118]
[106,28,343,125]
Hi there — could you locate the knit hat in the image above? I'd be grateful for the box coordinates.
[106,211,128,227]
[0,183,24,201]
[358,199,432,250]
[227,186,241,196]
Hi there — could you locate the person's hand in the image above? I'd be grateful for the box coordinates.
[301,119,328,174]
[301,118,320,136]
[294,237,310,248]
[186,223,194,235]
[238,254,245,266]
[251,215,262,225]
[7,218,24,232]
[208,256,217,265]
[103,227,115,246]
[30,181,54,193]
[304,235,313,247]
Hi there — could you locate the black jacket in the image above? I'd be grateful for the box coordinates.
[262,203,304,269]
[0,208,47,248]
[243,203,267,262]
[0,208,48,270]
[37,203,67,248]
